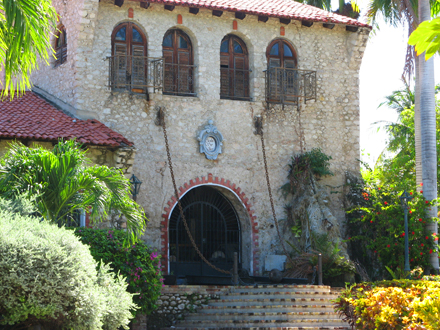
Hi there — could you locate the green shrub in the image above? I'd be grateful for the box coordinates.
[283,148,333,196]
[0,193,37,216]
[73,228,163,315]
[345,179,439,278]
[334,280,440,330]
[0,210,136,329]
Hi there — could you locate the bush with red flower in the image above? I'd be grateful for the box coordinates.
[72,228,163,316]
[346,176,439,279]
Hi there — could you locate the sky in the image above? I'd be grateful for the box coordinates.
[336,1,440,166]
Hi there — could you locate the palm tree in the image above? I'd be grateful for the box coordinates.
[296,0,358,17]
[0,0,56,99]
[0,140,147,242]
[418,0,438,272]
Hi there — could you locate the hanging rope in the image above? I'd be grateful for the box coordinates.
[158,107,231,275]
[255,115,296,269]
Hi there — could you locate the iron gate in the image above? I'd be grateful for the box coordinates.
[169,186,241,277]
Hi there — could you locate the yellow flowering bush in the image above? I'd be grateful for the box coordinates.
[335,280,440,329]
[413,287,440,330]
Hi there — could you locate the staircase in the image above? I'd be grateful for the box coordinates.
[162,284,349,330]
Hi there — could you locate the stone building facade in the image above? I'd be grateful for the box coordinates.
[29,0,371,277]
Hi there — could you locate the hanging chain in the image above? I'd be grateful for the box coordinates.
[160,109,231,275]
[257,116,296,268]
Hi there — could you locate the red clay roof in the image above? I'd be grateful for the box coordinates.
[0,92,133,147]
[149,0,370,28]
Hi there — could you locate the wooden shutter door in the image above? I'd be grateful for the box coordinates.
[131,44,146,92]
[234,56,246,98]
[178,50,191,94]
[114,43,128,89]
[163,49,175,93]
[284,59,296,101]
[220,54,229,98]
[268,58,281,101]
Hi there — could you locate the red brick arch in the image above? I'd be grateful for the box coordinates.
[160,173,260,275]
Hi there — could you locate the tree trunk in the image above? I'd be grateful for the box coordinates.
[415,55,422,189]
[419,0,439,272]
[339,0,345,13]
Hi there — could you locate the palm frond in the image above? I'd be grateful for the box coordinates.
[0,0,57,99]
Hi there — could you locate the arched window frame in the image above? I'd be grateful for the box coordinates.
[265,39,299,105]
[220,35,250,100]
[162,29,195,96]
[110,22,148,93]
[54,25,67,67]
[266,39,297,69]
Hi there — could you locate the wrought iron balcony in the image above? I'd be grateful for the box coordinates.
[220,67,252,101]
[108,55,164,93]
[163,63,197,96]
[265,67,316,106]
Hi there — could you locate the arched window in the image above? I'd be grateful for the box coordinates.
[163,29,195,96]
[54,25,67,67]
[266,39,298,104]
[220,35,250,100]
[266,39,297,69]
[110,22,147,92]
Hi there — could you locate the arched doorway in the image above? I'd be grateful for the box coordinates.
[168,186,241,277]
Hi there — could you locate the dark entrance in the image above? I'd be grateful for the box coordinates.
[169,186,241,277]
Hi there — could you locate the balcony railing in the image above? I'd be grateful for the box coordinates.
[163,63,197,96]
[265,67,316,106]
[220,67,252,101]
[108,55,164,93]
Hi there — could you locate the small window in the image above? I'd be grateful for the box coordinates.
[54,25,67,67]
[162,29,195,96]
[220,35,250,100]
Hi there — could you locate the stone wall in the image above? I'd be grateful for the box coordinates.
[148,285,230,329]
[30,0,370,275]
[31,0,100,113]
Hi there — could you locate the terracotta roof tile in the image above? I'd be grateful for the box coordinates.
[0,92,133,147]
[149,0,370,27]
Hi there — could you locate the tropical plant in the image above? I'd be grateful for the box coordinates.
[345,168,439,279]
[368,0,440,272]
[72,228,163,316]
[285,232,356,284]
[295,0,359,18]
[373,85,440,193]
[282,148,333,196]
[0,140,147,242]
[0,0,57,99]
[409,16,440,60]
[335,280,440,330]
[0,204,136,329]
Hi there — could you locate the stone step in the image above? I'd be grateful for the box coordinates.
[185,311,342,321]
[209,297,337,307]
[230,285,332,294]
[175,319,349,328]
[220,291,340,300]
[199,304,336,313]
